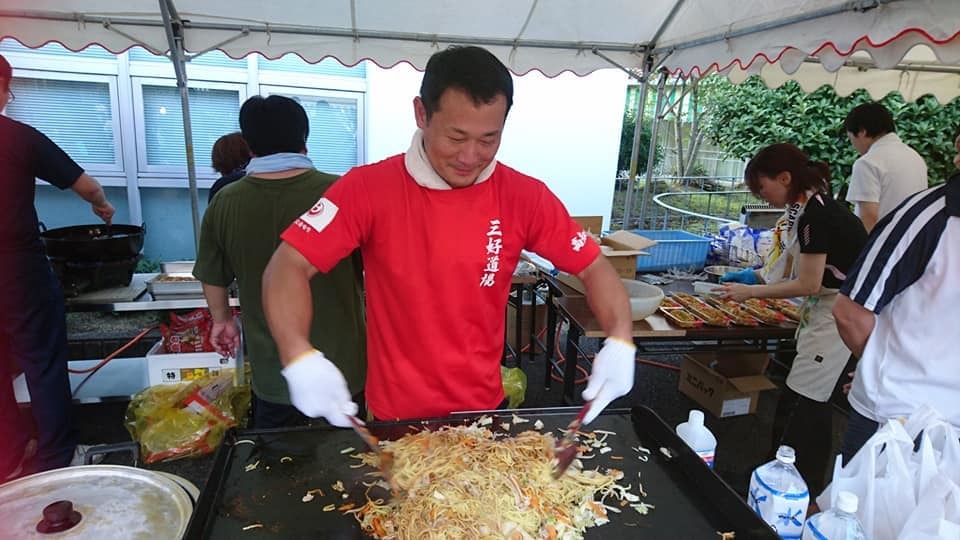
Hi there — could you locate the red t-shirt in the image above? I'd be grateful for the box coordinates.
[282,155,600,419]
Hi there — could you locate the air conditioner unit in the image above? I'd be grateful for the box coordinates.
[740,204,782,229]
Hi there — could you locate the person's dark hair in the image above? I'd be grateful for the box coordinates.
[843,102,895,137]
[239,95,309,156]
[0,54,11,92]
[744,143,832,201]
[419,46,513,120]
[211,132,250,175]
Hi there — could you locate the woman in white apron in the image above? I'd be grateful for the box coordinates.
[717,143,868,495]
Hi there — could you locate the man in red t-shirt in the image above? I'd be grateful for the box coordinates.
[263,46,634,424]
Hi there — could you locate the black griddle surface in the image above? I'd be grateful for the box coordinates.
[186,406,775,539]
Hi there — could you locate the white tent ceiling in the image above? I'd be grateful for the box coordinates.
[0,1,958,90]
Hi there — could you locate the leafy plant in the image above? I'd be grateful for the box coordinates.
[699,76,960,195]
[136,257,161,273]
[618,109,663,175]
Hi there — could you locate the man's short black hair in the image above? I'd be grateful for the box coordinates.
[0,54,11,92]
[419,46,513,120]
[844,102,895,137]
[239,95,309,156]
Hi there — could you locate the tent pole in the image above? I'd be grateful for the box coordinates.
[621,78,649,230]
[159,0,201,256]
[637,71,668,229]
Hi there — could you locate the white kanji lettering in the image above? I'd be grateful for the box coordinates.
[484,256,500,273]
[480,273,496,287]
[487,219,502,237]
[571,231,588,252]
[486,237,503,255]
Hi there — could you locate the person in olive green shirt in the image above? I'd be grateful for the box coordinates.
[194,95,366,428]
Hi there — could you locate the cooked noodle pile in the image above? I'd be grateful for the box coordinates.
[346,423,633,539]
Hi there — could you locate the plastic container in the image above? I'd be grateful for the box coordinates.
[676,410,717,468]
[627,229,712,272]
[748,445,810,539]
[801,491,866,540]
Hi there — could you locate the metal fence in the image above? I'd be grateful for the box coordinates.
[613,175,763,234]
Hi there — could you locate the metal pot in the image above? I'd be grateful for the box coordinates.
[39,223,146,261]
[703,265,743,283]
[0,464,195,539]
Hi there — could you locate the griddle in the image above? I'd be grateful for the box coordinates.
[185,406,775,539]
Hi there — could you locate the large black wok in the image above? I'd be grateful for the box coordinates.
[40,223,146,261]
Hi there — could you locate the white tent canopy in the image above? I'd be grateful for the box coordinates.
[1,0,958,81]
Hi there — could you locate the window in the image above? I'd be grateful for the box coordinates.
[134,79,244,174]
[261,86,364,174]
[5,73,121,171]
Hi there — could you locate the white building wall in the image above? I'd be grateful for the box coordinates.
[366,64,628,229]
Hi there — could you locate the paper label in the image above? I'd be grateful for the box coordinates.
[721,397,751,417]
[696,449,715,469]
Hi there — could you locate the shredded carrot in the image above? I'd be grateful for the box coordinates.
[547,524,557,540]
[511,532,522,540]
[589,501,608,519]
[371,518,386,537]
[555,514,573,526]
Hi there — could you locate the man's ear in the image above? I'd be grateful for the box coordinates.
[414,96,428,129]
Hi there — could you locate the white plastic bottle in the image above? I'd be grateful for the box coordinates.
[801,491,866,540]
[676,410,717,469]
[748,445,810,539]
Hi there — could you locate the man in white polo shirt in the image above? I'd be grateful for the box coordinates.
[844,102,928,233]
[833,155,960,462]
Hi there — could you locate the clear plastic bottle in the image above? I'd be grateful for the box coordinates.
[801,491,867,540]
[748,445,810,539]
[676,410,717,468]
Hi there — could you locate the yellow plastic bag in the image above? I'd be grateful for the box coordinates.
[125,371,250,463]
[501,366,527,409]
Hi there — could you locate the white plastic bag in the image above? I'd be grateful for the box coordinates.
[819,407,960,540]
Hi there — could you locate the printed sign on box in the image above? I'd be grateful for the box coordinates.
[678,352,777,418]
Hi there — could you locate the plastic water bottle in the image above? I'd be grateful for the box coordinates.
[801,491,866,540]
[676,410,717,468]
[748,445,810,539]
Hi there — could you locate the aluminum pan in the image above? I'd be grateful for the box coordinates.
[0,465,193,539]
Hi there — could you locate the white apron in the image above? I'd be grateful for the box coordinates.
[787,289,851,402]
[761,192,851,402]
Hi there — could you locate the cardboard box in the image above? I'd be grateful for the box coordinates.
[601,231,655,280]
[572,215,604,235]
[146,341,236,386]
[678,352,777,418]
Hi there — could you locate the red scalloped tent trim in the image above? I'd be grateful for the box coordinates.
[669,27,960,79]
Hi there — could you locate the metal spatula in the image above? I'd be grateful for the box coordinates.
[346,415,398,492]
[552,400,592,479]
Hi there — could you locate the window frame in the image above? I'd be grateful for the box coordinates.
[9,68,125,178]
[132,76,248,181]
[258,84,366,173]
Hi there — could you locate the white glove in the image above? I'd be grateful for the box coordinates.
[581,338,636,424]
[281,349,358,428]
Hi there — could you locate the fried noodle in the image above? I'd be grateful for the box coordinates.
[347,424,629,539]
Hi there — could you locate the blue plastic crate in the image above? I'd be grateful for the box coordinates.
[628,229,711,272]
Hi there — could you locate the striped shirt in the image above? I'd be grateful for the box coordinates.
[841,175,960,312]
[843,173,960,426]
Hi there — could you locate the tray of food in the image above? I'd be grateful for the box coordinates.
[703,297,760,327]
[658,305,703,328]
[185,407,776,539]
[146,272,204,298]
[763,298,803,322]
[741,299,790,326]
[659,297,684,309]
[671,294,730,327]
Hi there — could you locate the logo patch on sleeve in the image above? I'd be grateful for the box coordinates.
[299,197,339,233]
